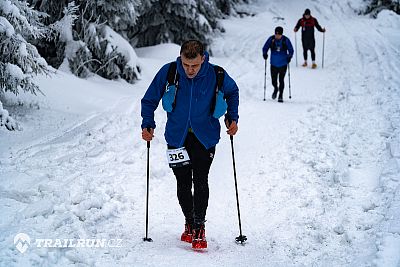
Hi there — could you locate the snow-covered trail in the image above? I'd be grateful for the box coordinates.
[1,0,400,266]
[210,1,400,266]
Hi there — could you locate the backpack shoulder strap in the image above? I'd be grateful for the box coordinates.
[210,65,225,114]
[165,61,179,111]
[167,61,179,86]
[213,65,224,93]
[271,36,287,51]
[270,36,275,48]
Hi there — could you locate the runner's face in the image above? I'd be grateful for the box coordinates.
[275,33,282,40]
[181,54,205,79]
[305,14,310,19]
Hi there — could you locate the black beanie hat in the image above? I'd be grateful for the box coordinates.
[275,26,283,35]
[304,8,311,15]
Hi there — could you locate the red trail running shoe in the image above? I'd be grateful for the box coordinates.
[192,224,207,249]
[181,223,193,243]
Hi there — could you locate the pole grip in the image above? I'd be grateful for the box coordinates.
[146,127,151,148]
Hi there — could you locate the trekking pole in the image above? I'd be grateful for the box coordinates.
[143,127,153,242]
[263,59,267,101]
[322,31,325,69]
[288,63,292,99]
[229,134,247,244]
[295,32,298,67]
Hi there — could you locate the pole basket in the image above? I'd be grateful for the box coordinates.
[235,235,247,244]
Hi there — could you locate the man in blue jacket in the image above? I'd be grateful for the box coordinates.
[262,26,294,102]
[141,40,239,249]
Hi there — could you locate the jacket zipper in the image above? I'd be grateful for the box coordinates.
[179,79,193,146]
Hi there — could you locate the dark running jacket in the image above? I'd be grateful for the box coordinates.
[294,16,324,41]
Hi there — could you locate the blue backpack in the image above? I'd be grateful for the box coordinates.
[162,62,227,119]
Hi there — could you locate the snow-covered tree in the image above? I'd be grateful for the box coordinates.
[216,0,241,15]
[69,0,141,82]
[130,0,252,48]
[79,0,140,37]
[28,0,70,68]
[0,100,18,131]
[364,0,400,17]
[131,0,214,47]
[7,0,252,88]
[0,0,49,131]
[30,0,141,83]
[197,0,223,29]
[69,22,141,82]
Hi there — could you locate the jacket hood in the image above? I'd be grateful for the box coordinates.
[176,51,210,79]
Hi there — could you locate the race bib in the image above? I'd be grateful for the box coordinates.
[166,147,191,168]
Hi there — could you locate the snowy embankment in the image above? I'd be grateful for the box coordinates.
[1,0,400,266]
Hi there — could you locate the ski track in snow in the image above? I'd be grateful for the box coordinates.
[1,0,400,266]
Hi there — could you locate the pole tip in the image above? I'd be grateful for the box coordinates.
[235,235,247,244]
[143,237,153,242]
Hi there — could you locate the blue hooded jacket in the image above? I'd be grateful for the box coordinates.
[141,52,239,149]
[262,35,294,67]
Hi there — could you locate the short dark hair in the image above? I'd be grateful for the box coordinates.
[180,40,204,59]
[275,26,283,35]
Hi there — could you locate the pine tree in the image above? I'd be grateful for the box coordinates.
[131,0,214,47]
[80,0,140,37]
[215,0,236,15]
[70,0,141,82]
[215,0,252,16]
[364,0,400,17]
[30,0,142,83]
[0,100,17,131]
[0,0,49,131]
[26,0,252,84]
[28,0,69,68]
[130,0,252,48]
[197,0,223,29]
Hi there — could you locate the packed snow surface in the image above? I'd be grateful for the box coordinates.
[1,0,399,266]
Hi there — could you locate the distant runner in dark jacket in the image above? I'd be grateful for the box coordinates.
[294,8,326,69]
